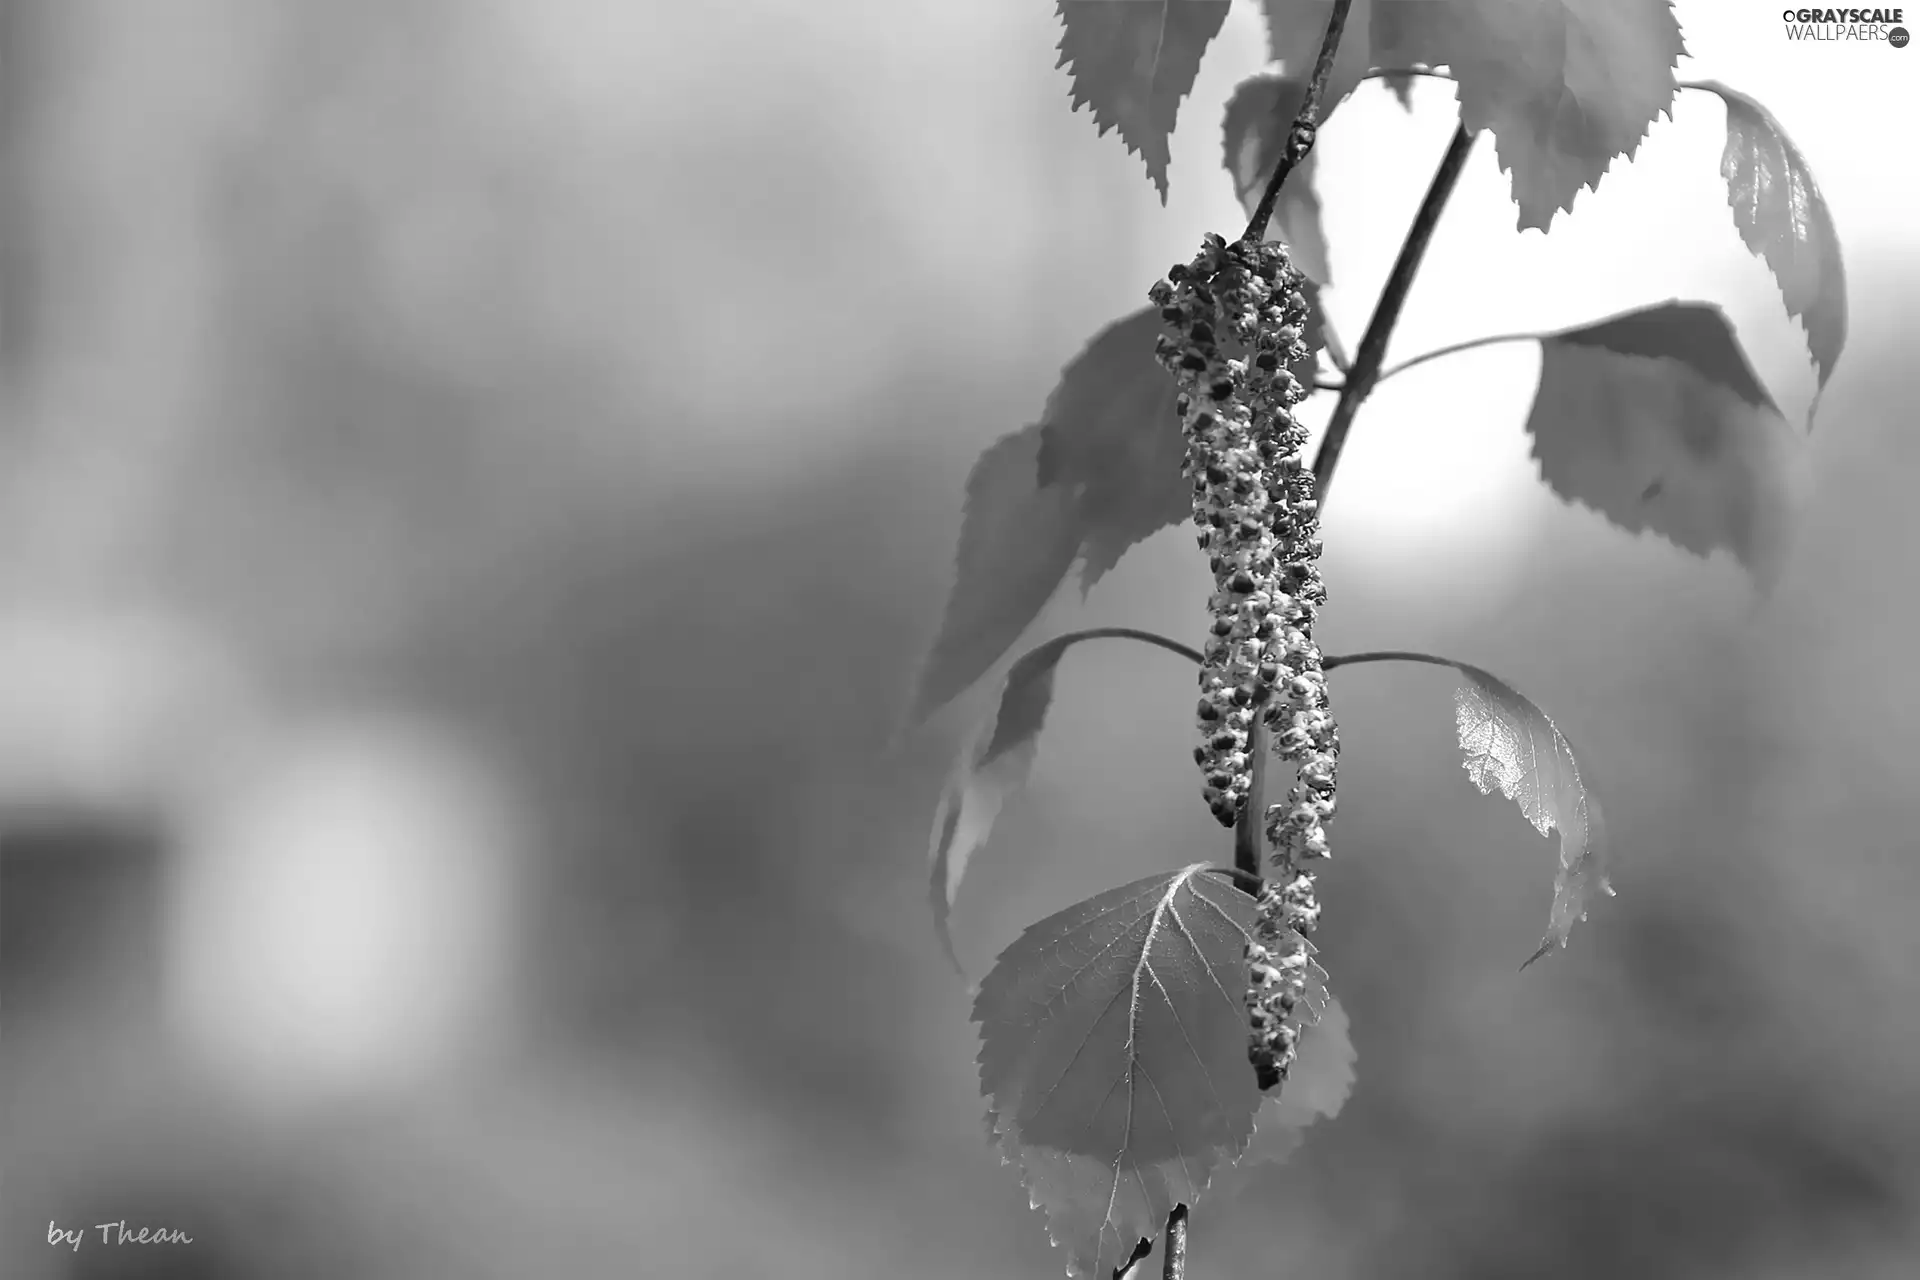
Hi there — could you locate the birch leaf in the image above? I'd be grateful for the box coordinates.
[1692,79,1848,408]
[1452,665,1612,967]
[975,865,1322,1278]
[1055,0,1232,201]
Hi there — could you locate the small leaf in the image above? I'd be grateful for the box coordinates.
[1217,996,1356,1188]
[975,865,1323,1279]
[1055,0,1233,201]
[1037,299,1326,591]
[910,426,1079,724]
[1433,0,1685,230]
[1451,664,1611,966]
[927,635,1077,977]
[1692,79,1847,405]
[1326,650,1612,962]
[1221,73,1337,283]
[1526,300,1809,588]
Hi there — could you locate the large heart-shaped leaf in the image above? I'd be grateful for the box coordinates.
[975,864,1326,1278]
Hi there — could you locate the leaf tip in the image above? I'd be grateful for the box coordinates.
[1519,937,1557,971]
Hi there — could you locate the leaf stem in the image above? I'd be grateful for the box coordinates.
[1234,0,1356,890]
[1040,626,1204,667]
[1370,331,1540,389]
[1310,124,1476,501]
[1363,67,1458,85]
[1205,865,1266,892]
[1321,649,1460,673]
[1162,1204,1189,1279]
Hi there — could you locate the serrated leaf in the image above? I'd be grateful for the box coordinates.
[1055,0,1233,201]
[1526,300,1808,588]
[1034,309,1184,590]
[1216,995,1356,1191]
[1035,297,1326,591]
[1433,0,1684,230]
[1450,664,1611,966]
[1692,79,1847,405]
[928,635,1077,977]
[975,865,1324,1279]
[910,426,1079,724]
[1222,73,1337,283]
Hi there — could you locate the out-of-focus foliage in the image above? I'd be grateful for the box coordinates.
[1,2,1918,1279]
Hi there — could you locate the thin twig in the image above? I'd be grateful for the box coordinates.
[1310,124,1476,501]
[1232,0,1354,888]
[1242,0,1354,245]
[1163,1204,1189,1280]
[1115,1236,1153,1279]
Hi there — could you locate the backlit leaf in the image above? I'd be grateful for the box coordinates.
[1432,0,1684,230]
[909,426,1078,724]
[1526,301,1809,588]
[1325,650,1612,964]
[975,864,1325,1278]
[1692,79,1847,407]
[1036,297,1325,591]
[1055,0,1232,201]
[1222,73,1337,283]
[1451,664,1611,966]
[927,635,1076,977]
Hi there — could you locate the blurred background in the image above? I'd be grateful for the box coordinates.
[1,1,1917,1276]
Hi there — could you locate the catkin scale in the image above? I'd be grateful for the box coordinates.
[1149,233,1338,1090]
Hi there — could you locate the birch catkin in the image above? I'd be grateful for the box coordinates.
[1149,233,1337,1089]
